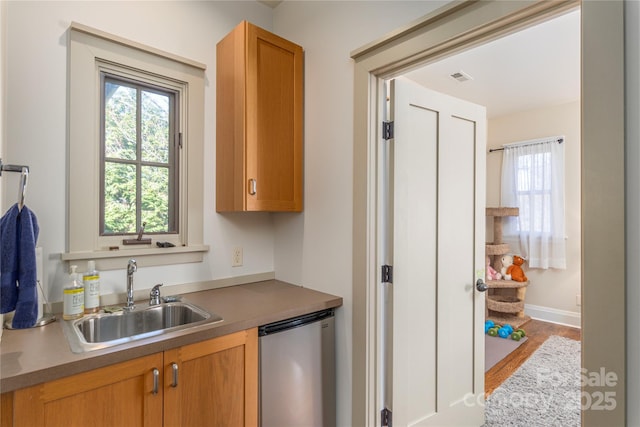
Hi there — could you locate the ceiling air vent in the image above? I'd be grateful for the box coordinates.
[450,70,473,83]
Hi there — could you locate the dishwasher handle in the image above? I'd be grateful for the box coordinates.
[258,309,334,336]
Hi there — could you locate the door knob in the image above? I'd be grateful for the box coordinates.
[476,279,488,292]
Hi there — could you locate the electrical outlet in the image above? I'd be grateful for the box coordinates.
[576,294,581,306]
[232,247,243,267]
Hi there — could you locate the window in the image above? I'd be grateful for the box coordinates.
[501,137,566,269]
[64,23,207,270]
[513,150,552,234]
[101,75,178,236]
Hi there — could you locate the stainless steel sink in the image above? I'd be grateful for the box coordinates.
[62,301,222,353]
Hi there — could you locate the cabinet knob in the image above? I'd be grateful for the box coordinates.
[248,179,257,196]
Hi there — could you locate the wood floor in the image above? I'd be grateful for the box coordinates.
[485,318,581,396]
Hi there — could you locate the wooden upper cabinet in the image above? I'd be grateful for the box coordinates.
[216,21,304,212]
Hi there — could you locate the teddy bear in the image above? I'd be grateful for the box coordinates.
[500,255,513,280]
[486,256,502,280]
[507,255,528,282]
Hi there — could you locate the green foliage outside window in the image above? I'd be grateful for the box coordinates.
[103,78,174,235]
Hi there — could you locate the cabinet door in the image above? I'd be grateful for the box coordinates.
[163,328,258,427]
[216,21,247,212]
[11,353,163,427]
[216,21,303,213]
[246,24,303,212]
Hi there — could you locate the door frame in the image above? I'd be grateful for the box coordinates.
[350,1,626,426]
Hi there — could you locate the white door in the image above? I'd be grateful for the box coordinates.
[380,77,486,426]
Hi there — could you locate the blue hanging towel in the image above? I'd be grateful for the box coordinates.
[0,204,20,313]
[1,203,40,328]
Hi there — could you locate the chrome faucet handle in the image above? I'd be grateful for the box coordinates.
[149,284,163,305]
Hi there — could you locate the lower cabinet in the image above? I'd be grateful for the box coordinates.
[11,352,164,427]
[164,329,258,426]
[4,328,258,427]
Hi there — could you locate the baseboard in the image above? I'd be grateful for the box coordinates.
[524,303,581,328]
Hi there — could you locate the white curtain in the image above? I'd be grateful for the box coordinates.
[501,137,566,269]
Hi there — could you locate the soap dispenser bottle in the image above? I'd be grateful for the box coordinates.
[83,260,101,313]
[63,265,84,320]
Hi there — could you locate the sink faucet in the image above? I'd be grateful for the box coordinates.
[149,284,163,305]
[125,259,137,310]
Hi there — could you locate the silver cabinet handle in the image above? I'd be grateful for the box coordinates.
[171,363,179,388]
[476,278,488,292]
[152,368,159,395]
[248,179,257,196]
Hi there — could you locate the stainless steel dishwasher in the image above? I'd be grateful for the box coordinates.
[259,309,336,427]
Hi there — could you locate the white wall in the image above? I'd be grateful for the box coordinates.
[0,0,6,333]
[2,1,277,301]
[625,1,640,425]
[1,0,5,181]
[487,101,581,325]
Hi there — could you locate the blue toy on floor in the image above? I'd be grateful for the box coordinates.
[485,321,525,340]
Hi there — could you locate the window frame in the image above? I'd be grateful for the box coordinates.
[99,72,179,239]
[64,22,207,270]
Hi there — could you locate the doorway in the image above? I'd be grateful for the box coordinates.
[350,1,626,426]
[402,1,581,371]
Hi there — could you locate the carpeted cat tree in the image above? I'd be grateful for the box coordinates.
[486,207,531,329]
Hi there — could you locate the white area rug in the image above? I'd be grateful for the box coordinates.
[484,335,581,427]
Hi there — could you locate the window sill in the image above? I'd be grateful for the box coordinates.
[61,245,209,271]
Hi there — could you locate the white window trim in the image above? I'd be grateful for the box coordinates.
[64,22,207,270]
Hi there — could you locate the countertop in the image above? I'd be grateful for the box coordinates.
[0,280,342,393]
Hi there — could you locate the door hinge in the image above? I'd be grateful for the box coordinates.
[178,132,183,149]
[381,407,392,427]
[382,265,393,283]
[382,121,394,140]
